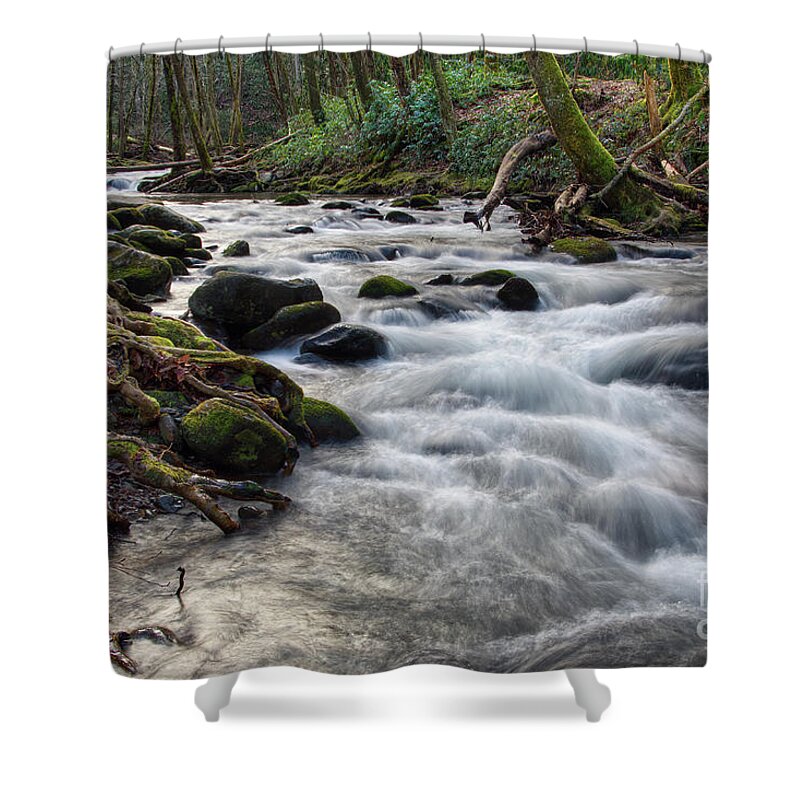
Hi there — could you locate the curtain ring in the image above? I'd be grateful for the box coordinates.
[675,42,682,61]
[633,39,639,57]
[418,32,423,52]
[367,31,372,51]
[108,45,115,62]
[265,33,271,53]
[583,36,588,54]
[218,36,225,56]
[319,33,324,53]
[173,38,182,57]
[530,34,537,53]
[139,42,145,58]
[480,33,485,54]
[700,49,707,65]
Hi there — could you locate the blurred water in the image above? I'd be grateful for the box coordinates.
[109,191,707,677]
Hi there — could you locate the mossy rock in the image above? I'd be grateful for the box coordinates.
[462,269,516,286]
[550,237,617,264]
[385,210,417,225]
[223,240,250,257]
[138,204,205,233]
[127,311,222,351]
[358,275,418,299]
[165,256,189,277]
[303,397,360,442]
[178,232,203,249]
[275,192,309,206]
[108,241,172,297]
[188,272,323,333]
[144,390,190,409]
[497,277,540,311]
[389,198,411,208]
[108,207,145,229]
[116,225,188,258]
[181,398,289,474]
[184,247,213,261]
[241,301,341,350]
[409,194,440,209]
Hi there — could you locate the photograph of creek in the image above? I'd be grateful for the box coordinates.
[106,50,708,678]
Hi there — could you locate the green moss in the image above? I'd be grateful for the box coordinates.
[222,240,250,257]
[358,275,418,299]
[275,192,309,206]
[181,398,289,474]
[303,397,360,442]
[128,312,221,351]
[234,373,256,390]
[409,194,440,209]
[142,335,175,348]
[462,269,516,286]
[107,242,172,296]
[550,237,617,264]
[144,390,190,408]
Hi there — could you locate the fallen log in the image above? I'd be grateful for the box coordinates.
[463,131,557,231]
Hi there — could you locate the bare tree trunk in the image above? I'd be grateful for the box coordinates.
[390,57,410,105]
[262,52,289,128]
[107,61,116,153]
[302,52,325,125]
[141,56,158,159]
[276,54,297,117]
[162,57,186,163]
[203,55,225,155]
[430,54,457,146]
[170,55,214,174]
[225,54,244,148]
[349,51,372,111]
[117,60,126,158]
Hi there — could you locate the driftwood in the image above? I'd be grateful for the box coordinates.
[686,159,709,182]
[464,131,557,231]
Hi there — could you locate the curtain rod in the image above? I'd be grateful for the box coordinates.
[108,34,711,64]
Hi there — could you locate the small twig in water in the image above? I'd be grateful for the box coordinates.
[176,566,186,598]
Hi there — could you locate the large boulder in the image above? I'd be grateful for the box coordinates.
[302,397,360,442]
[426,273,455,286]
[107,241,172,297]
[408,194,441,210]
[116,225,188,257]
[241,301,341,350]
[321,200,355,210]
[358,275,418,299]
[550,236,616,264]
[181,398,288,474]
[188,272,323,332]
[139,204,205,233]
[462,269,516,286]
[497,277,539,310]
[300,324,388,362]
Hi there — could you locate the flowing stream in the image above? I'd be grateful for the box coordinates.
[109,179,708,677]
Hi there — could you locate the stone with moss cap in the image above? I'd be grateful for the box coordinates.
[275,192,310,206]
[462,269,516,286]
[223,240,250,257]
[550,237,617,264]
[241,301,341,351]
[408,194,441,209]
[302,397,360,442]
[108,241,172,297]
[358,275,418,299]
[181,398,289,474]
[126,311,223,351]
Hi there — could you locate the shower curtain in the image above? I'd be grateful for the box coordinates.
[107,49,709,678]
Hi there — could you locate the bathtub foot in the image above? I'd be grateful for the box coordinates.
[565,669,611,722]
[195,672,240,722]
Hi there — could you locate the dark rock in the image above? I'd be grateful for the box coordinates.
[462,190,487,200]
[241,301,341,350]
[165,256,189,277]
[107,241,172,297]
[351,207,383,220]
[426,273,455,286]
[184,248,213,261]
[321,200,355,210]
[417,295,483,320]
[237,505,264,519]
[303,397,360,441]
[497,277,540,310]
[116,225,188,257]
[107,280,152,312]
[222,240,250,257]
[157,495,184,513]
[462,269,516,286]
[188,272,323,332]
[139,204,205,233]
[409,194,440,209]
[309,248,370,263]
[358,275,418,299]
[285,225,314,235]
[385,210,417,225]
[300,324,388,362]
[178,232,203,249]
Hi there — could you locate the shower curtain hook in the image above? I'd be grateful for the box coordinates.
[531,34,537,53]
[218,36,225,56]
[480,33,486,54]
[265,33,271,53]
[675,42,682,61]
[418,32,423,52]
[139,42,145,58]
[108,45,115,62]
[367,31,372,51]
[583,36,589,54]
[633,39,639,57]
[319,33,324,53]
[173,38,182,57]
